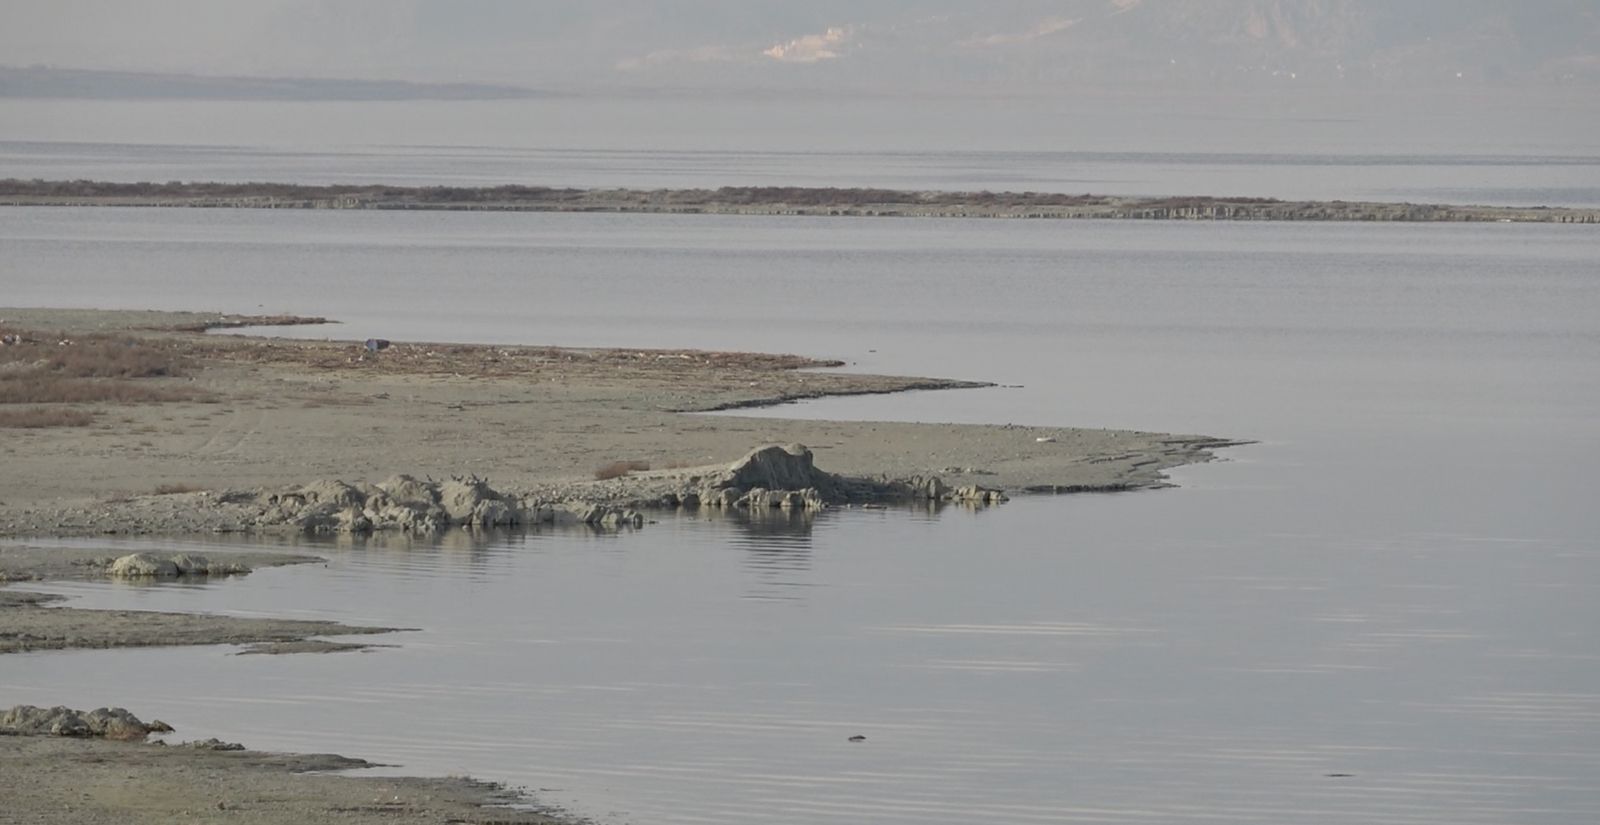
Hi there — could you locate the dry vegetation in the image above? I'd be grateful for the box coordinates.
[0,330,198,424]
[0,179,1127,209]
[150,483,205,495]
[0,407,94,428]
[594,459,651,480]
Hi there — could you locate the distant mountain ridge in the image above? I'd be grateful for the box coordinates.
[968,0,1600,87]
[593,0,1600,91]
[3,2,1595,98]
[0,66,549,101]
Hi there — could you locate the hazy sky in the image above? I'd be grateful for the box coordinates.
[3,1,1597,93]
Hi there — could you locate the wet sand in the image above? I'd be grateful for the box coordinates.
[0,735,567,824]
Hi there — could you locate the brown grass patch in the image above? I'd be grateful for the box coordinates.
[594,459,651,480]
[151,483,205,495]
[0,375,198,404]
[0,331,197,404]
[0,407,95,428]
[0,332,183,377]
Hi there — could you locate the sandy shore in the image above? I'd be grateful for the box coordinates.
[1,305,1244,823]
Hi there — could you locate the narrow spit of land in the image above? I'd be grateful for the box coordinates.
[0,307,1239,538]
[0,306,1243,825]
[3,179,1596,222]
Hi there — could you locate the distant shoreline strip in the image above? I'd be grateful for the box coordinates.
[1,180,1595,223]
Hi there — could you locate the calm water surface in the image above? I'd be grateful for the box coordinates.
[5,138,1600,206]
[2,207,1598,823]
[4,93,1600,205]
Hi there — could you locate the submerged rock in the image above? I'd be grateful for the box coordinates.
[555,501,643,529]
[900,475,949,500]
[949,484,1008,504]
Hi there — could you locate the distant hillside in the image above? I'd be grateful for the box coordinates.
[0,66,549,101]
[592,0,1600,92]
[3,2,1595,97]
[940,0,1600,89]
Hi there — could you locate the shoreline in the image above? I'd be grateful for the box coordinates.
[3,179,1597,222]
[0,307,1243,537]
[1,305,1247,824]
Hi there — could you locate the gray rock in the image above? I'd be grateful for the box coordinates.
[521,504,556,524]
[714,443,821,492]
[376,473,439,506]
[290,503,343,533]
[556,501,642,528]
[168,553,250,576]
[470,498,515,527]
[108,553,180,578]
[336,506,373,533]
[369,500,446,532]
[168,553,211,575]
[1,705,167,740]
[700,488,742,508]
[598,508,644,529]
[437,476,495,522]
[298,479,366,509]
[186,738,245,751]
[950,484,1008,504]
[902,475,948,500]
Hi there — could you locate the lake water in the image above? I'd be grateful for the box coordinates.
[9,486,1596,825]
[3,196,1600,819]
[4,93,1600,206]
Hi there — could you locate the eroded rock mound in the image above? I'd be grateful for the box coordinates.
[255,475,535,534]
[109,552,250,578]
[715,444,825,491]
[1,705,173,740]
[696,444,836,510]
[554,501,644,529]
[690,444,1007,510]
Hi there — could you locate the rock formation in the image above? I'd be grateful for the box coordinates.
[1,705,173,740]
[687,444,1005,510]
[108,552,250,578]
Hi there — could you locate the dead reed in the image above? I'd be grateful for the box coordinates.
[0,407,95,428]
[0,331,195,404]
[594,459,651,480]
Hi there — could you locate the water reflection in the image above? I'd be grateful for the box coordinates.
[9,495,1600,825]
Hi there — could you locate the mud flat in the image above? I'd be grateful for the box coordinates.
[0,731,566,824]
